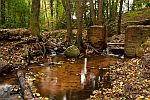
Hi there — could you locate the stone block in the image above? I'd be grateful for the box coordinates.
[125,25,150,57]
[87,25,106,51]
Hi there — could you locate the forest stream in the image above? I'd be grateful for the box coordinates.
[0,55,117,100]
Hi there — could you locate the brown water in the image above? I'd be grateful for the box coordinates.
[0,55,117,100]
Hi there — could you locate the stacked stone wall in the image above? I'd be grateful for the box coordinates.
[125,25,150,57]
[87,25,106,51]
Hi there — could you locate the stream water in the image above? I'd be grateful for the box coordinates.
[0,55,117,100]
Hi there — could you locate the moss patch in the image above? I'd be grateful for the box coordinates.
[64,45,80,58]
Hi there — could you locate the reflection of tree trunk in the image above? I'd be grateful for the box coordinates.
[76,0,83,51]
[50,0,53,30]
[117,0,123,34]
[30,0,40,38]
[0,0,5,25]
[98,0,103,25]
[62,0,73,45]
[89,0,96,25]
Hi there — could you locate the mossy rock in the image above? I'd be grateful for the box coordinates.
[64,45,80,58]
[136,47,144,57]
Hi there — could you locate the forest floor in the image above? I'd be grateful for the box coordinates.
[122,7,150,24]
[90,58,150,100]
[0,29,150,99]
[89,37,150,99]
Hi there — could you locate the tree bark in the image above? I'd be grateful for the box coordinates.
[30,0,40,38]
[0,0,5,25]
[62,0,73,45]
[44,0,50,29]
[27,0,31,28]
[127,0,130,11]
[89,0,96,25]
[50,0,54,30]
[76,0,84,51]
[115,0,119,16]
[97,0,103,25]
[117,0,123,34]
[7,0,11,26]
[56,0,59,22]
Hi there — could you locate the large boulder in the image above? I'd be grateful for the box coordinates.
[64,45,80,58]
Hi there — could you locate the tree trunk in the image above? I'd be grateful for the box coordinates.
[83,0,88,26]
[89,0,96,25]
[7,0,11,27]
[44,0,50,29]
[76,0,84,51]
[50,0,53,30]
[0,0,5,25]
[127,0,130,11]
[97,0,103,25]
[115,0,119,16]
[62,0,73,45]
[56,0,59,22]
[30,0,40,38]
[132,0,136,10]
[106,0,109,19]
[117,0,123,34]
[27,0,31,28]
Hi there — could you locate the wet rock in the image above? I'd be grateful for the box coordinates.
[64,45,80,58]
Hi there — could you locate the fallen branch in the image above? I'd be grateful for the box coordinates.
[85,43,100,54]
[14,38,36,47]
[17,71,34,100]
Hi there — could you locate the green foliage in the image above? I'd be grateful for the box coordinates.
[127,11,141,20]
[131,0,150,10]
[55,16,67,29]
[1,0,149,33]
[122,8,150,23]
[0,0,31,28]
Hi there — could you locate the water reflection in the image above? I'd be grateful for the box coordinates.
[81,72,86,86]
[83,58,87,74]
[25,56,117,100]
[81,58,87,86]
[62,91,67,100]
[89,73,96,90]
[0,55,117,100]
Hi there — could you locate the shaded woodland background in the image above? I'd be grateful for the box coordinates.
[0,0,150,34]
